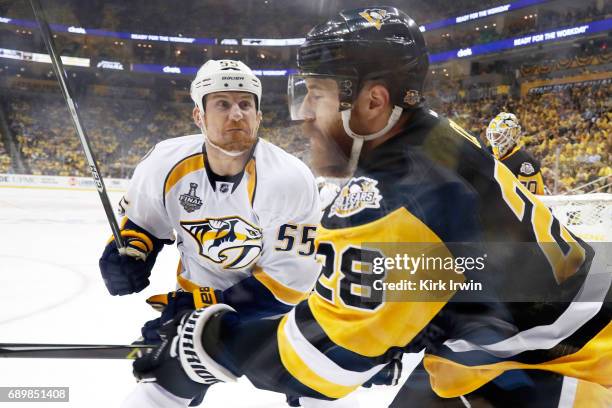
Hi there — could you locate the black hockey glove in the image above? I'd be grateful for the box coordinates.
[99,222,165,295]
[141,287,224,344]
[133,304,239,400]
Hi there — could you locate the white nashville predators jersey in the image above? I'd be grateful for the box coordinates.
[123,134,321,305]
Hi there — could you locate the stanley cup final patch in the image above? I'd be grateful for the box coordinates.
[179,182,203,213]
[520,162,535,175]
[329,177,382,218]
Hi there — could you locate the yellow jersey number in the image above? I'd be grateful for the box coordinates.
[494,161,585,283]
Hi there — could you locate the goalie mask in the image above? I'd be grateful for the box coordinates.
[287,6,429,176]
[190,60,262,156]
[486,112,522,158]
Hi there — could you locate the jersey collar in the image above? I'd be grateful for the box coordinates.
[201,139,259,192]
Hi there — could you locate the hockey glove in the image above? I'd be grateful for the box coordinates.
[133,305,238,400]
[99,222,164,296]
[141,287,224,344]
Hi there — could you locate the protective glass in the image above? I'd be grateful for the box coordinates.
[287,74,355,178]
[287,74,354,121]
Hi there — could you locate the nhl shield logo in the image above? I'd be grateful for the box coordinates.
[329,177,382,218]
[359,9,391,30]
[179,183,203,213]
[181,216,263,269]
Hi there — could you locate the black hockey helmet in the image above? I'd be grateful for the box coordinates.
[288,6,429,119]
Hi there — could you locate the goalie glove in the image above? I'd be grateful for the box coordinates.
[99,221,166,296]
[142,288,224,344]
[133,305,238,400]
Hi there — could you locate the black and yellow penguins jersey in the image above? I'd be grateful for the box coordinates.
[207,108,611,404]
[492,144,546,195]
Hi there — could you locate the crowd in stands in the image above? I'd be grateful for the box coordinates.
[0,139,11,173]
[520,51,611,78]
[1,78,609,194]
[436,82,611,194]
[6,95,150,178]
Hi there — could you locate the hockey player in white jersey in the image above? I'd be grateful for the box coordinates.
[99,59,322,407]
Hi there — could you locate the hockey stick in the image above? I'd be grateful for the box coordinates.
[0,343,154,359]
[29,0,124,250]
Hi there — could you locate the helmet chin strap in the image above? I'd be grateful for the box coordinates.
[341,105,403,172]
[199,112,254,158]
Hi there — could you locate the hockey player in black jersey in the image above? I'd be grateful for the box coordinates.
[486,112,546,195]
[131,6,612,407]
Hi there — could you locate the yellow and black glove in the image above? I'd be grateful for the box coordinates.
[99,220,167,296]
[141,287,224,344]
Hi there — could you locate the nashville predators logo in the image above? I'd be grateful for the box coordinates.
[329,177,382,218]
[359,9,390,30]
[181,216,263,269]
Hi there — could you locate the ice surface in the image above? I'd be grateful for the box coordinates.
[0,187,422,407]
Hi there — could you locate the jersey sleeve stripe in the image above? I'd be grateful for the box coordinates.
[558,376,579,407]
[294,301,388,371]
[163,153,205,207]
[245,158,257,206]
[424,320,612,398]
[442,249,609,358]
[175,260,201,292]
[277,310,384,398]
[252,266,309,305]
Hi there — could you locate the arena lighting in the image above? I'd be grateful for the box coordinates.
[242,38,305,46]
[0,14,306,46]
[2,19,607,74]
[0,47,90,67]
[420,0,550,32]
[0,15,214,44]
[130,63,297,76]
[429,18,612,64]
[0,0,549,43]
[96,60,124,70]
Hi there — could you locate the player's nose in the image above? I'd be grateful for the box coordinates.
[228,103,244,121]
[298,97,315,121]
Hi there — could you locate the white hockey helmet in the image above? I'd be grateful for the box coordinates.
[486,112,521,158]
[190,59,262,113]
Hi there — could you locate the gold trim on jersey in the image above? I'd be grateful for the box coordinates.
[245,158,257,206]
[498,143,522,160]
[573,377,612,407]
[424,321,612,398]
[252,265,309,305]
[277,316,359,399]
[176,259,200,292]
[163,153,205,205]
[310,207,453,357]
[494,161,585,283]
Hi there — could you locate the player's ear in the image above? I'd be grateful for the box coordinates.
[368,84,390,114]
[352,82,390,127]
[193,106,203,129]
